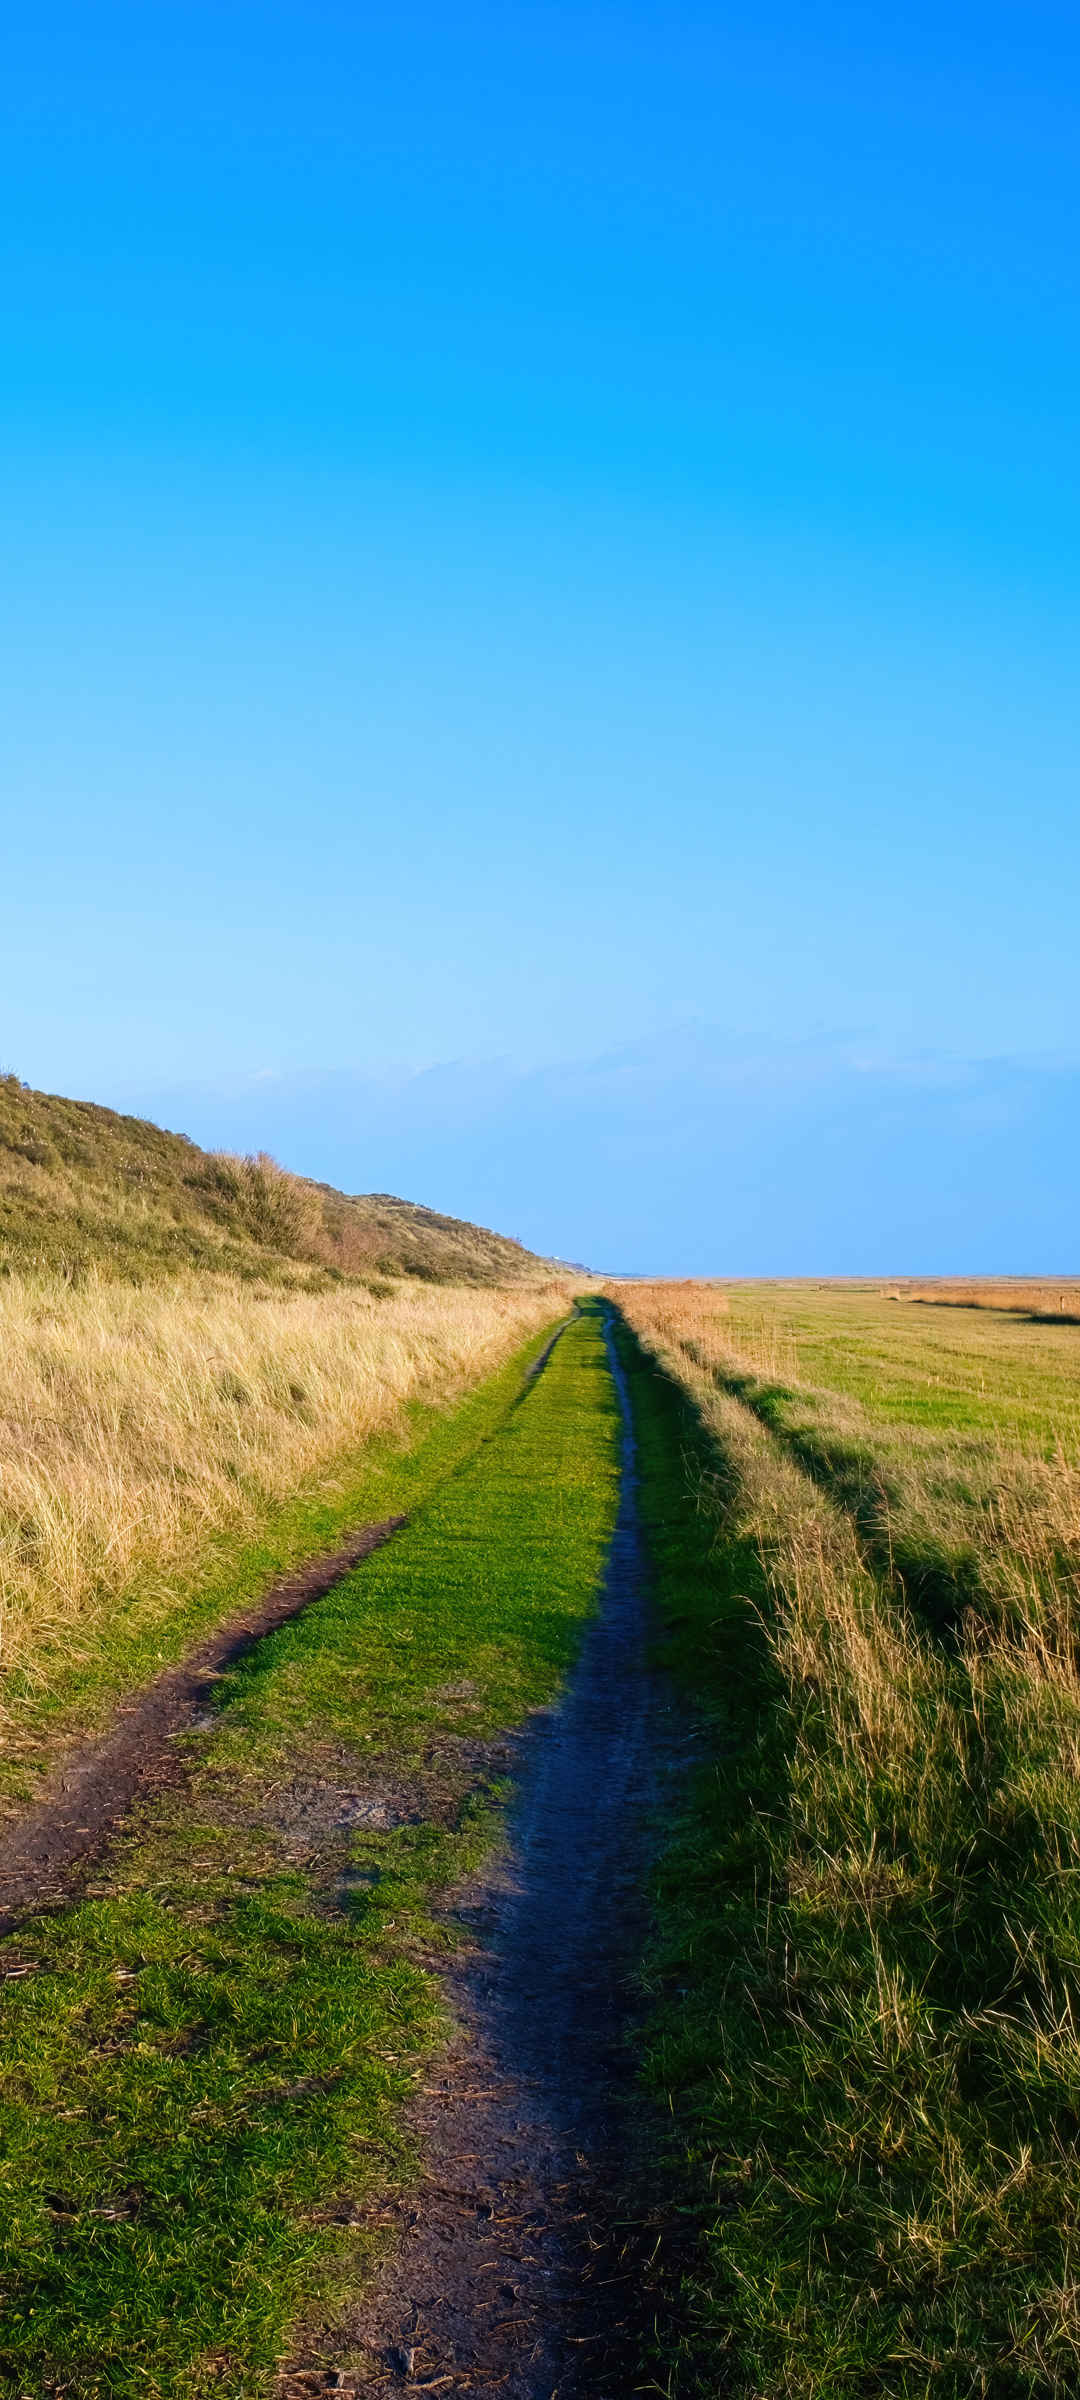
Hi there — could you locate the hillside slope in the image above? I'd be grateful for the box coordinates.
[0,1073,544,1284]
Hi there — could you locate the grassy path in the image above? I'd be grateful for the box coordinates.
[0,1306,623,2397]
[354,1306,673,2398]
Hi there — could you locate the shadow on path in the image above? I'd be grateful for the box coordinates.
[334,1314,676,2400]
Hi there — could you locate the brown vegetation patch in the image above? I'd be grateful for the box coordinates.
[893,1277,1080,1321]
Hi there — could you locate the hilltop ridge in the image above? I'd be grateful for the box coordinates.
[0,1073,546,1285]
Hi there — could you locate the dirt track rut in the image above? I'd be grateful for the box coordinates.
[0,1518,406,1933]
[326,1316,672,2399]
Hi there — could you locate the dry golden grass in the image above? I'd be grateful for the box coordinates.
[883,1276,1080,1318]
[621,1277,1080,1655]
[618,1280,950,1793]
[617,1277,1080,2392]
[0,1267,566,1708]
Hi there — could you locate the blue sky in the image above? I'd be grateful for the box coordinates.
[2,3,1077,1268]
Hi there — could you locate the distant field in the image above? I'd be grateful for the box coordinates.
[617,1275,1080,2397]
[716,1275,1080,1451]
[892,1276,1080,1320]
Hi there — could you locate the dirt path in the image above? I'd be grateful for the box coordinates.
[314,1318,675,2399]
[0,1310,675,2393]
[0,1518,405,1934]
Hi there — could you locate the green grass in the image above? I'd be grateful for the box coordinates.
[0,1314,570,1815]
[615,1288,1080,2400]
[726,1281,1080,1454]
[0,1302,619,2398]
[610,1313,779,2398]
[689,1285,1080,1653]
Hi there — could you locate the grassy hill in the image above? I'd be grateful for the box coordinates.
[0,1072,545,1286]
[0,1071,567,1781]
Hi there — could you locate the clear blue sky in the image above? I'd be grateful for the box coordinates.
[2,3,1078,1267]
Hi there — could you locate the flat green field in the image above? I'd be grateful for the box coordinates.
[725,1278,1080,1451]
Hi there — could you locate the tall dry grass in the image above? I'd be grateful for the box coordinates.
[619,1278,1080,2395]
[620,1282,955,1818]
[626,1278,1080,1653]
[900,1278,1080,1320]
[0,1268,566,1710]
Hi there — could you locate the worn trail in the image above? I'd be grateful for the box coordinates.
[0,1310,675,2397]
[336,1318,672,2400]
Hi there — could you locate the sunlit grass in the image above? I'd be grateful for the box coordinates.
[0,1267,567,1750]
[0,1306,619,2396]
[616,1280,1080,2398]
[724,1277,1080,1451]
